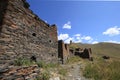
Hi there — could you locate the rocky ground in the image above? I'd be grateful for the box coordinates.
[0,64,40,80]
[0,59,90,80]
[62,62,90,80]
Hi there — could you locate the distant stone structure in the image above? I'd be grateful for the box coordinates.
[70,40,72,45]
[0,0,58,63]
[74,48,92,60]
[58,40,70,64]
[58,40,93,63]
[102,55,110,59]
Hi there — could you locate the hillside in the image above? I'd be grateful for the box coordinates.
[69,42,120,59]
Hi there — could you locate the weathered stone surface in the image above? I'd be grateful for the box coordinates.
[58,40,70,64]
[58,40,93,63]
[0,65,40,80]
[0,0,58,63]
[74,48,93,60]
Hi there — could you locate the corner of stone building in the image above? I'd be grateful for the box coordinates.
[58,40,70,64]
[49,24,58,42]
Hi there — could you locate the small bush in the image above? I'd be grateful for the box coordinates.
[35,72,50,80]
[46,63,59,68]
[35,76,41,80]
[58,68,67,76]
[14,57,34,66]
[41,72,50,80]
[37,61,46,68]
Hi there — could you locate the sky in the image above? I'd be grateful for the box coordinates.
[27,0,120,44]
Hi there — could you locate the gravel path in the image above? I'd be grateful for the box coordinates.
[63,62,89,80]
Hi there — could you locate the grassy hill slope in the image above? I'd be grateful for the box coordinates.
[69,42,120,58]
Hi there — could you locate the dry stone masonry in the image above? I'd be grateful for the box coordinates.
[0,0,93,79]
[0,0,58,63]
[58,40,70,64]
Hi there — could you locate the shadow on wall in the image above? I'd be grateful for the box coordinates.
[0,0,8,33]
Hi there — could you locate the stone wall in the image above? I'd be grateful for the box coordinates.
[74,48,92,60]
[0,0,58,63]
[58,40,70,64]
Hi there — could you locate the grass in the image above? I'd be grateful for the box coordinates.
[37,61,59,69]
[70,42,120,58]
[35,71,50,80]
[14,57,59,68]
[58,68,67,76]
[14,57,59,80]
[14,57,35,66]
[66,56,81,64]
[83,58,120,80]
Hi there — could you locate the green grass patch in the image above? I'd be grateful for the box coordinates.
[66,56,81,64]
[36,71,50,80]
[58,68,67,76]
[83,59,120,80]
[40,72,50,80]
[37,61,59,69]
[14,57,35,66]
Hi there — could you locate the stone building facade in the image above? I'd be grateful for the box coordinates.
[0,0,58,63]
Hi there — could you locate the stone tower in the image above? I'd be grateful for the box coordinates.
[0,0,58,63]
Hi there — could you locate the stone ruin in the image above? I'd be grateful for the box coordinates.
[58,40,70,64]
[74,48,93,60]
[0,0,94,79]
[58,40,93,63]
[0,0,59,79]
[0,0,93,65]
[0,0,58,63]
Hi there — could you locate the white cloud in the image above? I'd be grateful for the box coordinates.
[58,33,94,44]
[64,35,82,44]
[74,39,82,43]
[74,34,81,37]
[58,34,69,40]
[73,34,82,43]
[82,36,93,41]
[63,21,71,29]
[76,36,80,40]
[45,20,47,23]
[103,26,120,36]
[92,41,99,44]
[64,37,73,43]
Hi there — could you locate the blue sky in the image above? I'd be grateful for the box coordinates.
[27,0,120,44]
